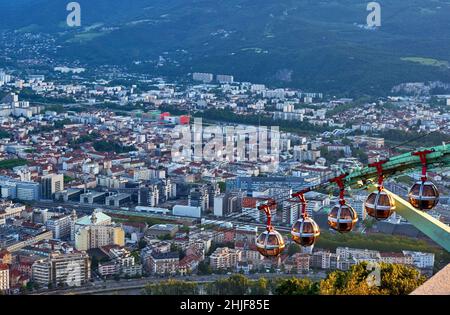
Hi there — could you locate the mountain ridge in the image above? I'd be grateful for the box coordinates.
[2,0,450,96]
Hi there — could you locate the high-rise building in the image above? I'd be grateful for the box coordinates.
[402,251,435,269]
[46,214,73,239]
[291,253,311,272]
[160,179,173,202]
[348,197,366,222]
[192,72,213,83]
[188,186,210,212]
[281,201,300,225]
[0,72,12,85]
[0,264,9,291]
[0,176,40,201]
[213,193,229,217]
[0,250,12,265]
[32,252,90,287]
[336,247,380,261]
[75,224,125,251]
[40,174,64,200]
[138,185,159,207]
[73,210,125,251]
[209,247,242,270]
[32,208,48,224]
[148,251,179,275]
[311,250,332,269]
[216,74,234,84]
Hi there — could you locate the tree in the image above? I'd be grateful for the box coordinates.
[0,130,11,139]
[275,278,319,295]
[138,238,148,249]
[91,256,99,270]
[250,278,270,295]
[93,141,136,153]
[218,182,226,193]
[197,261,213,275]
[170,243,180,252]
[0,159,28,170]
[131,251,140,262]
[288,243,301,256]
[319,262,426,295]
[144,279,199,295]
[377,263,426,295]
[171,243,186,260]
[352,148,369,164]
[273,262,426,295]
[157,233,173,241]
[319,268,378,295]
[206,274,252,295]
[341,138,352,146]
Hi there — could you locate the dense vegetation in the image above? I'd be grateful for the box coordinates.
[93,141,137,153]
[19,88,75,105]
[143,263,426,295]
[0,159,28,169]
[374,129,450,148]
[279,263,426,295]
[0,130,11,139]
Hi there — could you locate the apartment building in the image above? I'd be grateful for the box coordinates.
[0,264,9,291]
[380,252,414,265]
[209,247,242,270]
[148,251,179,275]
[32,252,91,287]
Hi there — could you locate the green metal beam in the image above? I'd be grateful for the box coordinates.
[346,143,450,189]
[368,186,450,252]
[301,143,450,194]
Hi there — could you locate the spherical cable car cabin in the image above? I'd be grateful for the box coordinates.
[409,180,439,210]
[255,201,285,257]
[290,192,320,247]
[256,227,286,257]
[327,174,358,233]
[328,203,358,233]
[408,150,439,211]
[364,161,396,220]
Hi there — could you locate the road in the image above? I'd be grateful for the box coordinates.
[32,271,327,295]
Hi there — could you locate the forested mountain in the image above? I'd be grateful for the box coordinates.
[2,0,450,95]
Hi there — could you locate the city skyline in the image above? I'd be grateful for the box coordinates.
[0,0,449,300]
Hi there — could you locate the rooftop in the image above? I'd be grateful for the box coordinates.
[149,224,178,231]
[76,211,111,226]
[151,251,179,260]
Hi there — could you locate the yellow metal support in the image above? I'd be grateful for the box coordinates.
[368,186,450,252]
